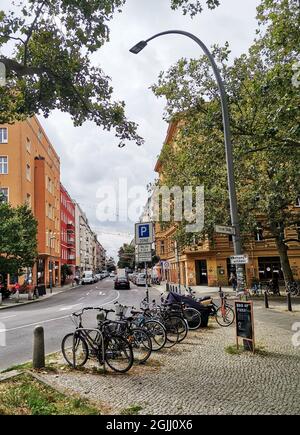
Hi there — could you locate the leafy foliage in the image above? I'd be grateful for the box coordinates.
[0,202,38,275]
[152,0,300,280]
[0,0,222,145]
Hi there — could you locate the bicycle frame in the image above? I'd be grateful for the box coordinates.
[72,327,105,370]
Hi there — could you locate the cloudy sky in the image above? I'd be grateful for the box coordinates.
[5,0,261,259]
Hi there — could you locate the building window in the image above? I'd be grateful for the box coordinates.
[26,137,31,153]
[0,128,8,143]
[38,129,42,141]
[26,163,31,181]
[255,222,264,241]
[0,156,8,174]
[296,196,300,207]
[160,241,165,254]
[297,223,300,241]
[0,187,8,203]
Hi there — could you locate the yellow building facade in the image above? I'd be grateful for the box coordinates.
[154,124,300,287]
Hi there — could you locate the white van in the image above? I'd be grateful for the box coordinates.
[81,271,94,285]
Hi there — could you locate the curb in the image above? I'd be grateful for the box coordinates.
[0,285,81,311]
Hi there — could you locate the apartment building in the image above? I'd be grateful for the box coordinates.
[154,123,300,287]
[0,116,61,287]
[60,183,76,279]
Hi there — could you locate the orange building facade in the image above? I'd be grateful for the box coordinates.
[0,116,61,288]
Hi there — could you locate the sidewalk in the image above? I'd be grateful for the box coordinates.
[0,283,80,310]
[152,281,234,297]
[34,307,300,415]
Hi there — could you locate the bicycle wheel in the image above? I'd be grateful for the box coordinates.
[215,305,235,327]
[167,315,188,342]
[61,333,89,367]
[105,336,134,373]
[129,328,152,364]
[162,316,179,348]
[183,307,201,330]
[143,320,167,351]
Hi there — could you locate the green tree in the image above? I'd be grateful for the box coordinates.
[151,0,300,283]
[117,243,135,269]
[0,202,38,276]
[0,0,221,146]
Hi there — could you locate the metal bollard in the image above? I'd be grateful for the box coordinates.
[264,291,269,309]
[28,290,33,300]
[15,289,20,303]
[287,292,292,312]
[0,292,2,305]
[33,326,45,369]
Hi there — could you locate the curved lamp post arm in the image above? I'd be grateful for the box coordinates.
[130,30,245,290]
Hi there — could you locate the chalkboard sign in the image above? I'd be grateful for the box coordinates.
[234,301,255,352]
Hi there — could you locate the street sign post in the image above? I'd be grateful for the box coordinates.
[230,254,249,265]
[136,252,152,263]
[135,222,154,244]
[137,244,152,253]
[215,224,236,236]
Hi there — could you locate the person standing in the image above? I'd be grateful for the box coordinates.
[229,272,237,292]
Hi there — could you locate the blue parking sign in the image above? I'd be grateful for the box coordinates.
[135,222,154,244]
[139,224,149,238]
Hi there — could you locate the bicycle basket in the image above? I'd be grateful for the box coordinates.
[114,303,128,317]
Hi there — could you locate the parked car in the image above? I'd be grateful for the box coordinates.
[94,273,102,281]
[136,273,146,286]
[114,276,130,290]
[109,272,116,278]
[81,271,95,285]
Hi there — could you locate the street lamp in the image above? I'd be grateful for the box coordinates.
[130,30,245,291]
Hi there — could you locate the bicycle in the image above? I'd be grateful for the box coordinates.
[61,307,134,373]
[113,303,152,364]
[160,294,202,330]
[184,288,235,327]
[286,281,300,296]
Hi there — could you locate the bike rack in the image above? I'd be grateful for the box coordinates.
[72,328,106,373]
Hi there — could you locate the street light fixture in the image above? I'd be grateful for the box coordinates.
[130,30,245,291]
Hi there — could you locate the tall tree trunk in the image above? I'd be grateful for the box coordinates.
[274,236,294,283]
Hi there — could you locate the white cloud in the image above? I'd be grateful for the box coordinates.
[36,0,259,259]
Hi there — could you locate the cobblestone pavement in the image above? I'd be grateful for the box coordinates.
[37,310,300,415]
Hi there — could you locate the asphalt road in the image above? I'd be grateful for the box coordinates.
[0,278,154,371]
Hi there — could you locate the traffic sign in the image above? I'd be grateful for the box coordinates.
[136,252,152,263]
[215,225,236,236]
[230,254,249,265]
[137,244,152,253]
[135,222,154,244]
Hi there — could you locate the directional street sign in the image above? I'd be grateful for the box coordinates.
[135,222,154,244]
[230,254,249,265]
[137,244,152,253]
[215,224,236,236]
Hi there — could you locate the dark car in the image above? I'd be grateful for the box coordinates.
[114,276,130,290]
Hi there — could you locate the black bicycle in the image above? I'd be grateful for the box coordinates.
[61,307,134,373]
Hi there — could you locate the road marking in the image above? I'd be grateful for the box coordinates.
[59,303,82,312]
[1,291,120,333]
[0,314,17,320]
[99,291,106,296]
[78,297,85,301]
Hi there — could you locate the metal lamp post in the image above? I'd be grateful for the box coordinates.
[130,30,245,291]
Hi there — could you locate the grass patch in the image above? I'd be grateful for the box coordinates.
[225,344,268,356]
[120,404,143,415]
[0,373,102,415]
[1,361,32,373]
